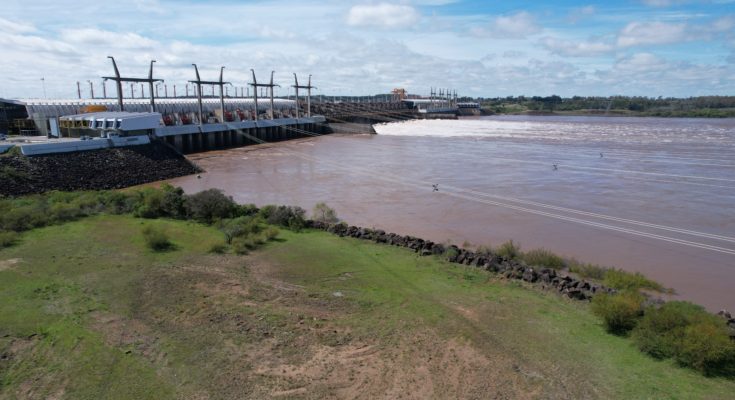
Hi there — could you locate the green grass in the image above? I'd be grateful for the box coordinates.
[1,216,733,399]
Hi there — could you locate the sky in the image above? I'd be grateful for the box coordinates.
[0,0,733,99]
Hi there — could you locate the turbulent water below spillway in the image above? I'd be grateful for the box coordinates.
[165,115,735,311]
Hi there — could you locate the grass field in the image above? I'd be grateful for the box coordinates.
[1,215,734,399]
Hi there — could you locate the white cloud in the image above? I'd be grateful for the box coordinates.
[641,0,694,6]
[541,37,616,57]
[617,21,688,47]
[0,17,37,34]
[496,11,540,38]
[711,15,735,32]
[567,5,596,24]
[470,11,541,39]
[346,3,420,29]
[60,28,159,49]
[614,52,668,72]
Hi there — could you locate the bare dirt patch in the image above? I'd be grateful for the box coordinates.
[0,258,21,272]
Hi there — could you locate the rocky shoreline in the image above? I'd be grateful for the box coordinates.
[310,221,615,301]
[0,141,199,197]
[309,220,735,334]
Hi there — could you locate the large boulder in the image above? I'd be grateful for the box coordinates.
[522,268,538,283]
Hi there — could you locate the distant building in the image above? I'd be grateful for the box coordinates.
[0,98,31,135]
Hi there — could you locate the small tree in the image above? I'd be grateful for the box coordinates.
[184,189,237,224]
[591,291,644,335]
[312,202,339,224]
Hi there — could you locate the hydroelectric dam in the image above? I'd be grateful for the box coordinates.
[1,57,466,157]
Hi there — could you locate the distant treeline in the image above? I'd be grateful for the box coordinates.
[467,96,735,117]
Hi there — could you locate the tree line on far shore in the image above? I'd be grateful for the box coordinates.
[466,95,735,117]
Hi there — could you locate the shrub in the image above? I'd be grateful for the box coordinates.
[522,248,565,269]
[496,240,521,260]
[604,269,665,293]
[568,259,607,280]
[263,226,280,241]
[208,242,228,254]
[265,205,306,231]
[218,216,261,244]
[258,204,277,220]
[0,230,19,248]
[632,301,703,359]
[1,205,47,232]
[312,202,339,224]
[677,321,735,376]
[99,191,138,214]
[591,291,644,335]
[236,203,259,217]
[133,188,166,218]
[48,202,85,223]
[231,236,257,254]
[142,225,173,251]
[184,189,237,224]
[475,245,493,256]
[632,301,735,375]
[160,184,186,218]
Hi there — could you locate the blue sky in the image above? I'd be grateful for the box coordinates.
[0,0,733,99]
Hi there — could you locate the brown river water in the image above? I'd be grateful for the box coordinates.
[164,115,735,311]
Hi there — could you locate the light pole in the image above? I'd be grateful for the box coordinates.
[87,80,94,99]
[40,78,46,99]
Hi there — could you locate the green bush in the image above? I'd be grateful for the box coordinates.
[604,269,665,292]
[208,242,228,254]
[312,202,339,224]
[632,301,735,375]
[677,321,735,376]
[231,236,257,255]
[142,225,173,251]
[0,230,19,248]
[218,216,261,244]
[98,191,138,214]
[591,291,644,335]
[496,240,521,260]
[265,205,306,231]
[263,226,280,241]
[236,203,259,217]
[184,189,237,224]
[134,188,165,218]
[521,248,565,269]
[632,301,702,359]
[568,259,607,280]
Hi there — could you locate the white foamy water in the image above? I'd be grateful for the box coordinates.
[375,116,735,147]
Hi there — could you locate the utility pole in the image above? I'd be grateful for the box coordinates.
[189,64,229,125]
[103,57,162,111]
[249,70,280,120]
[292,73,316,118]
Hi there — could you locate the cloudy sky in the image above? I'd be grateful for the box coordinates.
[1,0,733,99]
